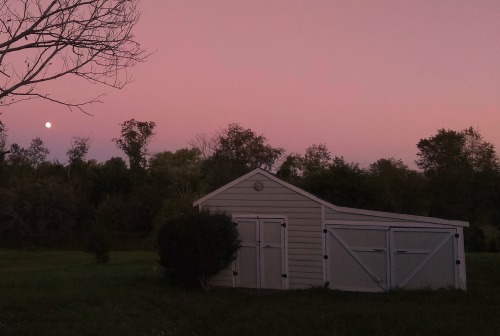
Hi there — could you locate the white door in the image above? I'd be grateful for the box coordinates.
[235,217,286,289]
[326,226,390,292]
[391,228,457,289]
[326,225,459,291]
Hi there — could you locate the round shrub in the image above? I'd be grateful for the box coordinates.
[157,209,240,290]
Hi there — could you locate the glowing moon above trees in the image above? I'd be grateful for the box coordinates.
[45,122,52,128]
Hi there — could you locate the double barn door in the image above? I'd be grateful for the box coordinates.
[326,225,459,292]
[235,217,286,289]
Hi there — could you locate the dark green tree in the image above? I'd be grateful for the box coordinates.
[196,123,284,191]
[276,153,303,181]
[66,137,92,191]
[67,137,91,165]
[157,210,240,291]
[417,127,500,250]
[8,137,49,168]
[0,118,8,185]
[301,156,373,209]
[7,137,50,181]
[149,148,203,197]
[369,158,428,215]
[4,178,77,248]
[113,119,156,178]
[0,118,7,157]
[95,157,131,200]
[303,143,331,174]
[212,123,284,171]
[416,127,499,220]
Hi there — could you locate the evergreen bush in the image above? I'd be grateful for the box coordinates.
[157,209,240,290]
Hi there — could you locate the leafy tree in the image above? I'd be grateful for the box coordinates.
[303,143,331,174]
[148,148,205,231]
[369,158,428,214]
[113,119,156,176]
[417,127,499,176]
[200,155,251,192]
[24,137,50,167]
[66,137,92,189]
[157,210,240,291]
[94,194,126,231]
[95,183,161,234]
[302,156,373,209]
[67,137,91,165]
[5,179,77,248]
[277,144,332,184]
[416,127,500,220]
[417,129,470,175]
[0,0,147,112]
[276,153,304,181]
[0,117,7,156]
[416,129,472,219]
[416,128,500,252]
[462,127,500,172]
[197,123,284,191]
[7,137,49,180]
[0,118,7,185]
[212,123,284,171]
[7,143,29,167]
[93,157,131,202]
[149,148,203,197]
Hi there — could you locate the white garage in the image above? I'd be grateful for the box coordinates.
[193,168,468,291]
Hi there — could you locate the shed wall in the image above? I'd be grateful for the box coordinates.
[200,173,324,289]
[197,169,467,291]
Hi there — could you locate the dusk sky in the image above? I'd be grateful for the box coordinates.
[3,0,500,168]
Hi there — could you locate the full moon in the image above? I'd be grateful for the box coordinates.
[45,122,51,128]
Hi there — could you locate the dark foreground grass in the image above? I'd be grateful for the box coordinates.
[0,251,499,336]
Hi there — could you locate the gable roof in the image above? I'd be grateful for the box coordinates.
[193,168,469,227]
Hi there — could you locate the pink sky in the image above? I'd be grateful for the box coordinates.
[3,0,500,168]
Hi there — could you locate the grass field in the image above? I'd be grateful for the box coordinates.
[0,251,499,336]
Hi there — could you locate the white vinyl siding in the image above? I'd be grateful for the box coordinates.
[202,173,325,289]
[324,207,411,222]
[196,168,468,291]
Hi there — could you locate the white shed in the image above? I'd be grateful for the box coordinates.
[193,168,468,292]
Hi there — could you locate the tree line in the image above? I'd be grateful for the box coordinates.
[0,120,499,251]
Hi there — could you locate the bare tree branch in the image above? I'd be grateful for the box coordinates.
[0,0,148,112]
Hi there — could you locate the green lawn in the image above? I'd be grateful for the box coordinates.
[0,251,499,336]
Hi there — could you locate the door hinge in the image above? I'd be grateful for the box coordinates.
[323,228,327,233]
[281,274,287,278]
[281,223,286,228]
[324,255,328,260]
[233,271,239,276]
[233,222,238,227]
[456,260,461,265]
[455,233,460,238]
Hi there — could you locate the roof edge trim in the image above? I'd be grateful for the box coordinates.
[193,168,469,227]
